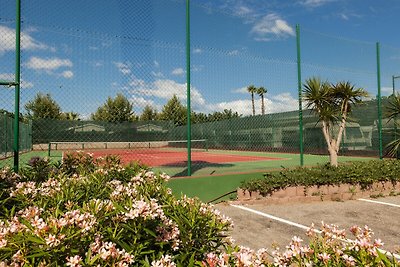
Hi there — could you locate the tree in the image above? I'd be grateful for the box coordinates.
[247,85,257,116]
[140,105,158,121]
[257,86,267,115]
[303,77,368,166]
[61,111,80,121]
[191,111,208,124]
[91,93,135,122]
[25,93,62,120]
[384,93,400,157]
[208,109,241,122]
[159,95,187,126]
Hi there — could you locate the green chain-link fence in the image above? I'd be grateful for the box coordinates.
[0,112,32,159]
[1,0,399,176]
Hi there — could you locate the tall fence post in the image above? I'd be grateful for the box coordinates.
[376,42,383,159]
[296,24,304,166]
[13,0,22,171]
[186,0,192,176]
[3,112,7,158]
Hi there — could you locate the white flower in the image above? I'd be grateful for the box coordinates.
[66,255,82,267]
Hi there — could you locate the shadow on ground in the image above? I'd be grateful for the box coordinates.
[161,160,234,177]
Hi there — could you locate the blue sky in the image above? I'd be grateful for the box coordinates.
[0,0,400,118]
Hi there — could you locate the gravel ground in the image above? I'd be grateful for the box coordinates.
[216,196,400,252]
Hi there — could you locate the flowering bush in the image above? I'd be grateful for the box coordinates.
[201,222,399,266]
[0,153,399,266]
[0,153,233,266]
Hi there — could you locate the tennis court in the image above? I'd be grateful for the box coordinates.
[43,140,372,177]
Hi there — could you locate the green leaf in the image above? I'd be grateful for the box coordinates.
[26,235,46,245]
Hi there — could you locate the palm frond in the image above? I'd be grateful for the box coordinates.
[385,94,400,121]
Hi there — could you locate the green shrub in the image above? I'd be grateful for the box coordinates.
[241,160,400,195]
[0,155,399,266]
[0,153,233,266]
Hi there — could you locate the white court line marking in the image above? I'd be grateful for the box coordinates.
[358,198,400,208]
[230,204,319,232]
[230,204,400,260]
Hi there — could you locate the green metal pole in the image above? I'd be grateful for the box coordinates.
[3,112,7,158]
[13,0,21,171]
[376,42,383,159]
[393,76,397,144]
[296,24,304,166]
[186,0,192,176]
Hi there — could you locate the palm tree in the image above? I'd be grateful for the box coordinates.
[384,93,400,157]
[247,85,257,116]
[303,77,368,166]
[257,86,267,115]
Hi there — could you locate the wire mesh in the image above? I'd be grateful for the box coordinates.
[301,28,379,160]
[1,0,399,176]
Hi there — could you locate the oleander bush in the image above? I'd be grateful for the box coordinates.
[0,152,233,266]
[0,154,399,266]
[240,160,400,195]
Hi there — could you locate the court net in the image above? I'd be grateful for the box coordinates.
[47,139,208,157]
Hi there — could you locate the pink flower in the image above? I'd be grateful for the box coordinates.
[45,234,61,247]
[151,255,176,267]
[318,252,330,263]
[66,255,82,267]
[373,238,384,248]
[342,254,356,266]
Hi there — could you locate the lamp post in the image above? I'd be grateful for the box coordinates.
[393,75,400,95]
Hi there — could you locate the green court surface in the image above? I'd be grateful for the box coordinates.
[165,152,374,203]
[1,149,374,203]
[154,150,373,177]
[167,172,263,203]
[0,151,62,169]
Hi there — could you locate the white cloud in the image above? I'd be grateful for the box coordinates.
[232,86,249,94]
[381,86,394,95]
[268,93,299,113]
[154,60,160,68]
[0,25,51,54]
[151,71,164,78]
[21,80,34,88]
[93,61,103,67]
[206,92,298,116]
[301,0,335,8]
[130,78,206,108]
[129,96,158,110]
[228,50,239,56]
[129,78,146,87]
[0,73,14,81]
[172,68,185,76]
[208,99,253,116]
[61,70,74,79]
[26,57,73,70]
[251,14,294,41]
[234,5,253,16]
[0,73,33,89]
[193,48,203,54]
[114,61,131,75]
[230,3,260,24]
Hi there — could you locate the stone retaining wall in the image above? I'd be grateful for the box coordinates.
[236,182,400,205]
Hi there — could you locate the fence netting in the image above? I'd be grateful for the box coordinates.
[0,0,399,176]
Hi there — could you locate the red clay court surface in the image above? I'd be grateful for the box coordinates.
[81,149,283,167]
